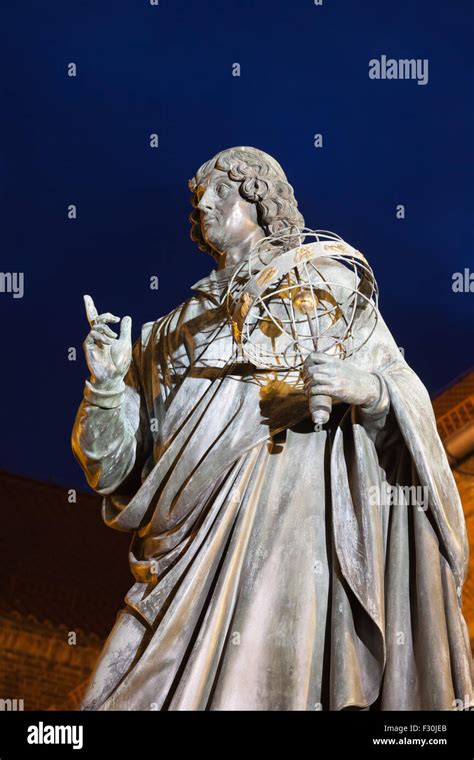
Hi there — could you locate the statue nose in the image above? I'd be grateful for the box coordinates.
[197,190,214,212]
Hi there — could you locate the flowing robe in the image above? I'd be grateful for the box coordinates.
[72,258,473,711]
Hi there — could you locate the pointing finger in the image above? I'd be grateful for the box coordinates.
[84,294,98,326]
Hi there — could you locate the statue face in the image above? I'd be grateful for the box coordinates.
[196,169,261,257]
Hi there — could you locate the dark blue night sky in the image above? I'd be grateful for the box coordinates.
[1,0,472,489]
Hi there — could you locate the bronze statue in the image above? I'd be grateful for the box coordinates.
[72,146,473,710]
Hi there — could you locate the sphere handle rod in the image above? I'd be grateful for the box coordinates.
[293,265,334,429]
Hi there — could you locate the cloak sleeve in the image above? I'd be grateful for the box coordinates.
[71,322,154,497]
[381,360,469,589]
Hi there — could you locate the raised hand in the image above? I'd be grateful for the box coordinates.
[83,295,132,388]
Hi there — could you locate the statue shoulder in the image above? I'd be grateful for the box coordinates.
[138,294,202,348]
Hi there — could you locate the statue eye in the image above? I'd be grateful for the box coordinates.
[216,183,230,198]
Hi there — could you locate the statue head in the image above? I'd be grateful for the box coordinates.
[188,146,305,263]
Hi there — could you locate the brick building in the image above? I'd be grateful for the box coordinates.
[0,473,131,710]
[0,369,473,710]
[433,368,474,646]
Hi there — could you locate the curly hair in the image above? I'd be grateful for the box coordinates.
[188,146,305,261]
